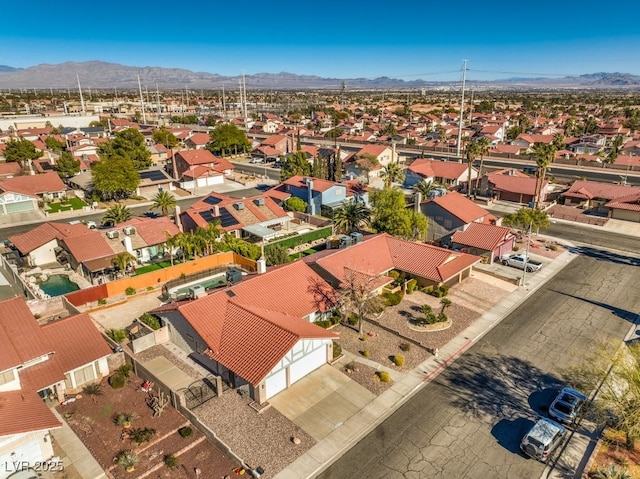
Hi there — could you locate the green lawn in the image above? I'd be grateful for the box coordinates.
[47,198,88,212]
[135,264,162,275]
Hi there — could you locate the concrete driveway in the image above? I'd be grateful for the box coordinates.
[269,365,375,441]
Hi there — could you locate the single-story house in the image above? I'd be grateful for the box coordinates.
[450,223,515,264]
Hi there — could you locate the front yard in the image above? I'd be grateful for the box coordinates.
[57,374,236,479]
[46,197,88,212]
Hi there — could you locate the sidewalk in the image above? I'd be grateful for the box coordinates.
[49,408,107,479]
[274,247,580,479]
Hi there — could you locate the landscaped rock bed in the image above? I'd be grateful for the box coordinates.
[56,375,235,479]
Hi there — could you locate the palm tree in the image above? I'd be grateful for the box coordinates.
[381,162,404,189]
[195,222,221,256]
[464,141,480,198]
[532,143,557,208]
[440,297,452,314]
[412,180,438,204]
[473,137,491,198]
[163,231,180,265]
[592,465,632,479]
[332,200,371,234]
[111,252,136,277]
[150,191,177,217]
[102,204,131,226]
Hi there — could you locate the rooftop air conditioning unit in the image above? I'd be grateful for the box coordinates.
[106,230,119,239]
[123,226,136,235]
[226,269,243,285]
[189,285,205,299]
[350,232,363,244]
[235,202,245,210]
[338,235,352,249]
[254,198,265,206]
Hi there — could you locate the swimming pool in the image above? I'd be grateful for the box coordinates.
[39,274,80,297]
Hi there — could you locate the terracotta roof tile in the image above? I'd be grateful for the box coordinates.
[487,171,542,195]
[0,297,51,370]
[0,390,61,437]
[62,230,115,262]
[451,223,513,251]
[0,170,66,196]
[605,194,640,212]
[409,158,468,179]
[562,180,640,201]
[431,192,495,224]
[9,222,90,254]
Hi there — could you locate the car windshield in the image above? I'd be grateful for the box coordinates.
[554,402,573,414]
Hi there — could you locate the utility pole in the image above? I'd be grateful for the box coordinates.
[137,75,146,124]
[455,60,468,162]
[222,84,226,119]
[77,75,86,116]
[155,84,161,126]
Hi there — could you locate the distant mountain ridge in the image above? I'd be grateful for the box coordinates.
[0,61,639,90]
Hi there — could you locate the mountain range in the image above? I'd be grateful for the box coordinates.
[0,61,639,90]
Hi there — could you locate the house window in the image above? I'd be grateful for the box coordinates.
[444,219,453,229]
[0,369,15,386]
[73,364,97,387]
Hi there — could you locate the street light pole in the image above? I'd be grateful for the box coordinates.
[521,221,533,287]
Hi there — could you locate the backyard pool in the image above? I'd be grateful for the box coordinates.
[39,274,80,297]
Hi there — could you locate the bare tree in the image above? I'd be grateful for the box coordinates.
[336,268,385,338]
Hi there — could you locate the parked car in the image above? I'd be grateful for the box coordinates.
[549,387,587,424]
[501,253,543,272]
[249,157,264,164]
[520,417,566,462]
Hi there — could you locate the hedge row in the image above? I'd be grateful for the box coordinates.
[265,226,333,252]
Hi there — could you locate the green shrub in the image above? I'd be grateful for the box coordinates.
[178,427,192,438]
[139,313,161,330]
[361,350,370,358]
[424,285,434,294]
[548,243,558,251]
[117,364,132,378]
[109,373,126,389]
[164,455,179,469]
[108,328,127,343]
[98,297,107,305]
[440,284,449,296]
[429,285,449,298]
[114,412,137,427]
[393,354,405,367]
[345,361,357,372]
[129,427,156,445]
[330,312,342,325]
[332,341,342,359]
[377,371,391,383]
[406,279,418,294]
[388,270,400,280]
[399,342,411,352]
[513,245,520,251]
[347,315,358,326]
[314,320,332,329]
[125,287,136,296]
[382,291,402,306]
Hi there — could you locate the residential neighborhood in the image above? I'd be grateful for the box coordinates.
[1,86,640,479]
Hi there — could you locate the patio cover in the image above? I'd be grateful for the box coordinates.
[241,217,291,240]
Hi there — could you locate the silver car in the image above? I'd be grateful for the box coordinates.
[521,417,566,462]
[549,387,587,424]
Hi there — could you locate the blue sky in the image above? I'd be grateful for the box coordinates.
[2,2,640,81]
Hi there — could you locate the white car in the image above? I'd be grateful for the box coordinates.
[249,157,264,164]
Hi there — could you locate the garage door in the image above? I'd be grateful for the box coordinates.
[5,201,35,214]
[289,345,326,384]
[264,368,287,399]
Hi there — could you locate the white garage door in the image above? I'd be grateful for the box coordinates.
[264,368,287,399]
[289,345,326,384]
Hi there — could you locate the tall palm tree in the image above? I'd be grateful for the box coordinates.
[380,162,404,189]
[332,200,371,234]
[163,231,179,266]
[195,222,221,256]
[532,143,557,208]
[465,141,480,198]
[111,252,136,277]
[102,204,131,226]
[149,191,177,217]
[473,137,491,198]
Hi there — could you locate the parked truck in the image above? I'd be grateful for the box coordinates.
[500,253,543,272]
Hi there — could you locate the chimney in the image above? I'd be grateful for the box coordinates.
[414,191,422,212]
[307,178,314,215]
[257,257,266,274]
[174,205,183,232]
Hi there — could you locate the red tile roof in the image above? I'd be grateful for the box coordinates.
[605,194,640,212]
[0,162,22,177]
[0,297,52,371]
[62,230,115,262]
[431,192,496,224]
[313,233,480,285]
[0,390,61,437]
[356,144,388,157]
[409,158,468,179]
[487,170,542,195]
[282,175,345,193]
[0,170,66,196]
[176,150,234,172]
[169,261,338,385]
[187,132,211,145]
[41,313,113,374]
[451,223,513,251]
[562,180,640,201]
[118,216,181,245]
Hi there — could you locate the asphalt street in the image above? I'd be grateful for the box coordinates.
[319,253,640,479]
